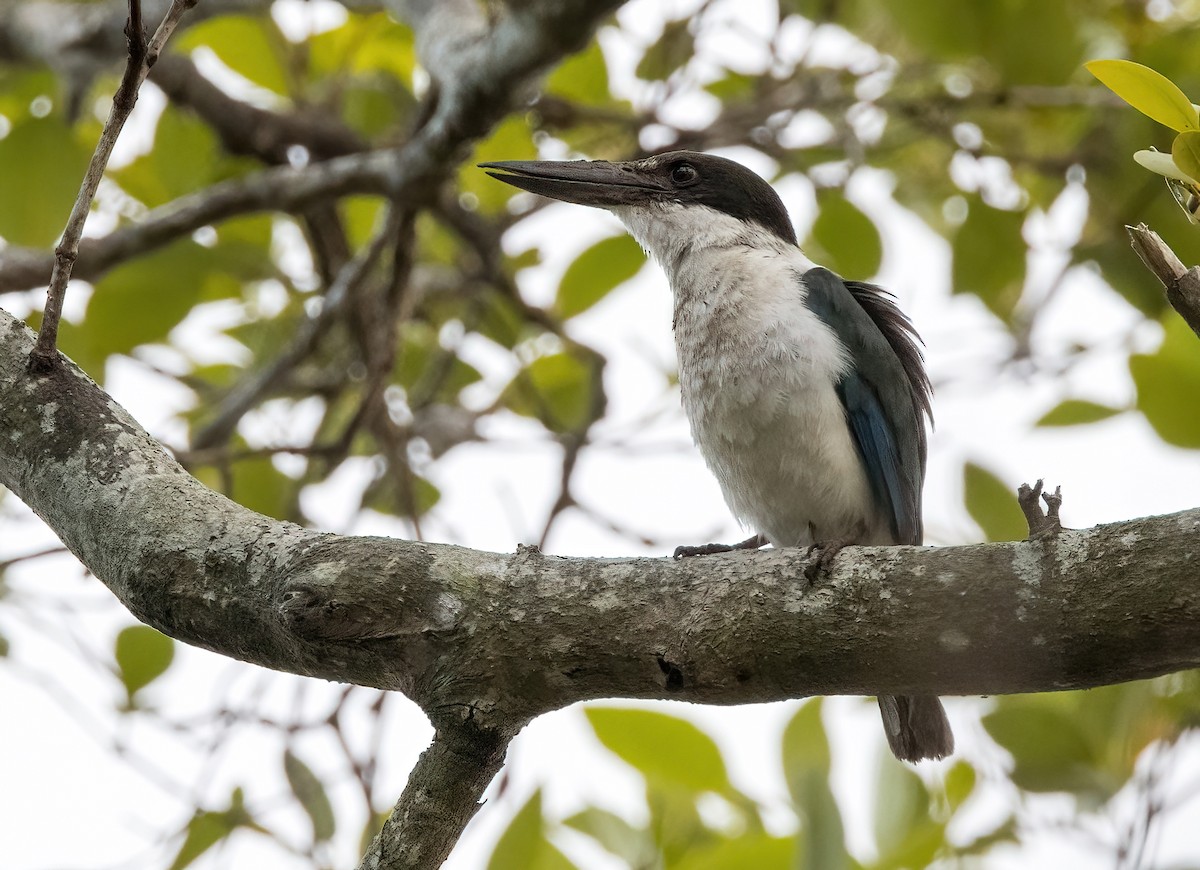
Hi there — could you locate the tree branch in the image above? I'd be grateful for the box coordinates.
[150,53,368,163]
[359,721,510,870]
[5,305,1200,705]
[6,304,1200,859]
[1127,222,1200,338]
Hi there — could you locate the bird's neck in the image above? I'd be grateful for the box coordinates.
[612,203,800,288]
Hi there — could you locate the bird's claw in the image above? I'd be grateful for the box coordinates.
[803,538,850,584]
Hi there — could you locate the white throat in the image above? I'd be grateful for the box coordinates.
[611,202,805,281]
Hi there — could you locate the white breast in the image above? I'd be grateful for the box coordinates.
[613,203,889,547]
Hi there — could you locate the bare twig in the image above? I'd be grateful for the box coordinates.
[28,0,196,372]
[1018,479,1063,538]
[1127,222,1200,339]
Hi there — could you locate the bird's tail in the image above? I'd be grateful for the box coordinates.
[877,695,954,762]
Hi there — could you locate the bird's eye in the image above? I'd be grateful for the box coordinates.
[670,163,698,186]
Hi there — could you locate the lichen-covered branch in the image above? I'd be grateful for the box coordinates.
[358,722,511,870]
[6,303,1200,863]
[5,306,1200,714]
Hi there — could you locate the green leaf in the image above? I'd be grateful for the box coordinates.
[943,760,976,811]
[284,749,336,844]
[672,833,797,870]
[503,352,601,434]
[781,700,847,870]
[1035,399,1123,427]
[545,40,611,105]
[0,116,91,246]
[809,191,882,280]
[637,19,694,81]
[466,116,538,212]
[111,105,220,207]
[487,790,577,870]
[167,788,261,870]
[585,707,732,793]
[394,322,483,402]
[555,234,646,318]
[873,758,929,859]
[962,462,1026,542]
[168,811,232,870]
[1130,315,1200,448]
[308,12,416,83]
[77,239,235,377]
[1172,131,1200,189]
[781,699,830,781]
[983,699,1101,795]
[1087,59,1199,132]
[227,456,297,520]
[177,15,291,96]
[114,625,175,702]
[563,808,655,865]
[952,198,1026,322]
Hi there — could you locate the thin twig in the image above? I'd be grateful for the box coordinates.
[28,0,197,372]
[190,211,400,450]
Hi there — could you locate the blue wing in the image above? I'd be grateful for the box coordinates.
[836,373,919,544]
[801,267,930,545]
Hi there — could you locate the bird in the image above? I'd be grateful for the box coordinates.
[480,150,953,763]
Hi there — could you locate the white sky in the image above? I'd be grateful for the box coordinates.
[3,1,1200,868]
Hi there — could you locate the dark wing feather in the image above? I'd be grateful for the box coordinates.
[844,279,933,458]
[801,268,931,545]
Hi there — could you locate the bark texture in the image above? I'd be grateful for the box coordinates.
[5,308,1200,717]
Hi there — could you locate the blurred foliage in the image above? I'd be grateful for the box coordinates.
[3,0,1200,868]
[488,701,1023,868]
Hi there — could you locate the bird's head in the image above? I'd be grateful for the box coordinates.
[480,151,798,261]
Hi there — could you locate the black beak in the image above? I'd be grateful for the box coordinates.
[479,159,665,208]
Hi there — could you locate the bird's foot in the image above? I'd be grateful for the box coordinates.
[673,534,767,560]
[803,538,852,584]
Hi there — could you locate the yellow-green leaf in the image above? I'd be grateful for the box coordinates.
[809,191,882,280]
[177,15,290,96]
[284,750,336,843]
[586,707,732,794]
[555,234,646,318]
[962,462,1026,542]
[952,197,1026,322]
[564,808,655,865]
[1172,131,1200,189]
[545,40,611,105]
[1035,399,1123,427]
[637,19,693,81]
[503,352,600,433]
[1087,59,1199,132]
[782,701,847,870]
[1130,315,1200,448]
[487,790,577,870]
[114,625,175,702]
[672,834,797,870]
[0,117,91,246]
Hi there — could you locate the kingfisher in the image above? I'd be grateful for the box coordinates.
[481,151,953,762]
